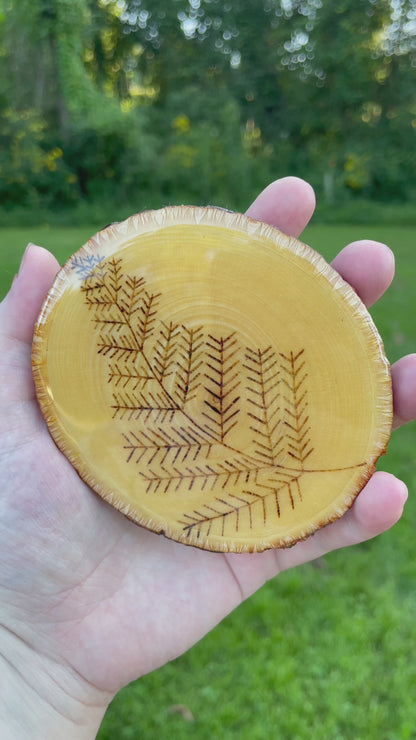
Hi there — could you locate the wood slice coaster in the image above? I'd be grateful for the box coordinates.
[32,207,392,552]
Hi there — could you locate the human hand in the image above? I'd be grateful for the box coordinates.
[0,177,414,739]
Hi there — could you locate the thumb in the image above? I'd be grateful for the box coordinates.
[0,245,60,403]
[0,244,60,345]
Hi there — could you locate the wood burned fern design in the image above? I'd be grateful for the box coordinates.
[173,326,204,408]
[76,252,366,543]
[203,334,241,443]
[244,347,283,466]
[281,350,314,468]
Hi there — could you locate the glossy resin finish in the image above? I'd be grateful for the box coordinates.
[32,207,392,551]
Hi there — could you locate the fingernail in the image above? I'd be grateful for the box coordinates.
[400,480,409,505]
[18,243,38,276]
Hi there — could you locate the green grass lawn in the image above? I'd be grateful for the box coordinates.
[1,220,416,739]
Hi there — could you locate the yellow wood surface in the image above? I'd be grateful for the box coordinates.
[32,207,392,551]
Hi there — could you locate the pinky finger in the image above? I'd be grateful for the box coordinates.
[391,354,416,430]
[275,471,408,572]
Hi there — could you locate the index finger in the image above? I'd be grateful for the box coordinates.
[245,176,316,235]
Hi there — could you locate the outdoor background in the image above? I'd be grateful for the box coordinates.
[1,1,416,738]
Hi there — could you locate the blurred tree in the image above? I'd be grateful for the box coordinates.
[0,0,155,206]
[0,0,415,210]
[280,0,394,198]
[291,0,416,201]
[115,0,416,202]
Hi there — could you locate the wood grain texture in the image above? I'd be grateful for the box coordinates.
[32,207,392,551]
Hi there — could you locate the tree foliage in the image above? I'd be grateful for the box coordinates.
[1,0,415,211]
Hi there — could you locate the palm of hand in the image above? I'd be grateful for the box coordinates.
[1,379,246,692]
[0,234,275,697]
[0,178,413,702]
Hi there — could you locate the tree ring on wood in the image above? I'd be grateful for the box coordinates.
[32,206,392,552]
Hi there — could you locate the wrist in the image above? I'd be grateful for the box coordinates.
[0,626,111,739]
